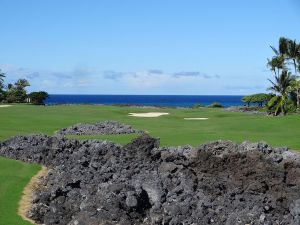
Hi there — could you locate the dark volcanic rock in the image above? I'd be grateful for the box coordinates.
[1,135,300,224]
[58,120,140,135]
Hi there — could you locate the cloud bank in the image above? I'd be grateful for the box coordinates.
[0,64,267,95]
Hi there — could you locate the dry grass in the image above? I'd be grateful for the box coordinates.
[18,166,48,225]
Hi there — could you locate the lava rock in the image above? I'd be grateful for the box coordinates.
[57,120,141,136]
[1,135,300,224]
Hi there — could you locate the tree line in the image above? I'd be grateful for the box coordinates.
[0,71,49,105]
[242,37,300,116]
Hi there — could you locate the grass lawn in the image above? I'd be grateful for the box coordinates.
[0,157,40,225]
[1,104,300,148]
[1,104,300,224]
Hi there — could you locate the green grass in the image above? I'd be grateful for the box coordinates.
[1,104,300,224]
[0,157,40,225]
[1,104,300,148]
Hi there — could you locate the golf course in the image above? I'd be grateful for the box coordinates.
[0,104,300,225]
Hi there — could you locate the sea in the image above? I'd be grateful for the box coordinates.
[45,95,244,108]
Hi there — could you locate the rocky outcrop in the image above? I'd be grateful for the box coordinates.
[57,120,140,135]
[1,135,300,225]
[224,106,265,114]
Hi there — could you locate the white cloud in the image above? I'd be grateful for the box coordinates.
[0,64,267,94]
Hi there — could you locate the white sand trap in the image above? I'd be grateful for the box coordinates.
[0,105,12,108]
[129,112,169,117]
[184,117,209,120]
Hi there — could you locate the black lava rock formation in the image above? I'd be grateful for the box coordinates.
[1,135,300,225]
[57,120,140,135]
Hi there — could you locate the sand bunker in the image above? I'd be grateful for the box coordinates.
[129,112,169,117]
[0,105,12,108]
[184,117,209,120]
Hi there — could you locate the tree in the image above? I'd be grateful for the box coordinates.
[242,93,272,107]
[286,39,300,75]
[15,79,30,90]
[242,95,252,107]
[268,71,295,95]
[4,79,30,103]
[0,70,6,102]
[267,71,296,115]
[270,37,289,57]
[28,91,49,105]
[5,88,27,103]
[289,80,300,109]
[297,54,300,73]
[251,93,272,107]
[267,55,285,77]
[0,69,5,90]
[266,37,300,115]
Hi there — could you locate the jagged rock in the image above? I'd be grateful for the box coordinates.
[1,135,300,224]
[57,120,141,136]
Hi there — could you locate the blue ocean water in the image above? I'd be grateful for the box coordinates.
[46,95,244,107]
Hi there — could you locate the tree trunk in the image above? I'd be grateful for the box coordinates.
[293,59,297,75]
[297,88,300,110]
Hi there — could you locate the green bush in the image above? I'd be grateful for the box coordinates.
[286,99,297,113]
[28,91,49,105]
[209,102,223,108]
[5,89,27,103]
[192,103,205,108]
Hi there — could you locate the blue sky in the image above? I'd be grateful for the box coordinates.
[0,0,299,95]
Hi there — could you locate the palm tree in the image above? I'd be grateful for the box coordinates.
[268,71,295,94]
[270,37,289,57]
[15,79,30,90]
[287,39,300,75]
[297,51,300,73]
[0,69,5,90]
[267,71,296,115]
[289,80,300,109]
[267,55,285,77]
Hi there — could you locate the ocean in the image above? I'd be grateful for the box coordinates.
[45,95,244,107]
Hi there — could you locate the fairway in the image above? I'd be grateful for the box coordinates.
[1,104,300,148]
[1,104,300,225]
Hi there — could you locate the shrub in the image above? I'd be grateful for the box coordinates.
[209,102,223,108]
[6,89,27,103]
[192,103,205,108]
[28,91,49,105]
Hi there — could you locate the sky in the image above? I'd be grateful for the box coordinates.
[0,0,299,95]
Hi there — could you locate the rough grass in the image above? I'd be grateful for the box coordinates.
[0,157,40,225]
[1,104,300,224]
[18,166,48,225]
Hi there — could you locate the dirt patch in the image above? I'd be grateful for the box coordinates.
[18,166,48,225]
[0,105,12,108]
